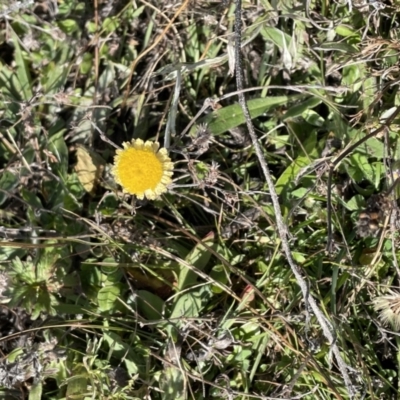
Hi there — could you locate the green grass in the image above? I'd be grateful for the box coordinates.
[1,0,400,398]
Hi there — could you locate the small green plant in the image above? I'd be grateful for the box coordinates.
[7,247,70,319]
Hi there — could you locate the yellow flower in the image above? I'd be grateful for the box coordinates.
[111,139,174,200]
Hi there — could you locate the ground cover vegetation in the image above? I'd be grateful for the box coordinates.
[1,0,400,398]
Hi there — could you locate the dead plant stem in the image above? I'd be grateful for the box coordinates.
[234,0,356,397]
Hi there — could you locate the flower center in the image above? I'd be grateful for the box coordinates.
[117,148,163,193]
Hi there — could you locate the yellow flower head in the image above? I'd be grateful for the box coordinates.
[111,139,174,200]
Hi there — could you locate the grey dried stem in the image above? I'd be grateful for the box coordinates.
[234,0,357,397]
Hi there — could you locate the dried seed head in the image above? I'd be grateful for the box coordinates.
[205,161,220,185]
[187,123,212,155]
[374,290,400,330]
[224,192,239,206]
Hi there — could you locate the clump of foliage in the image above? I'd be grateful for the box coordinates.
[1,0,400,398]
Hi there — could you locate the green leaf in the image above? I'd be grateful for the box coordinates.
[97,285,120,312]
[283,97,322,120]
[11,30,32,101]
[169,285,212,321]
[209,265,228,294]
[261,27,292,49]
[275,156,309,195]
[66,373,89,399]
[362,75,377,112]
[178,232,215,291]
[48,130,68,176]
[8,285,27,305]
[0,62,18,100]
[357,137,384,159]
[103,332,141,375]
[160,366,185,400]
[92,63,115,133]
[81,262,103,287]
[335,25,359,38]
[346,195,365,211]
[80,52,93,75]
[55,303,88,315]
[36,248,59,281]
[302,109,324,126]
[35,290,58,318]
[42,60,70,94]
[0,171,19,206]
[191,96,301,136]
[7,348,24,362]
[10,257,33,281]
[316,42,358,53]
[350,153,378,187]
[28,382,43,400]
[102,17,119,34]
[342,65,362,90]
[20,188,43,209]
[0,246,26,263]
[137,290,164,321]
[58,19,80,34]
[382,48,398,67]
